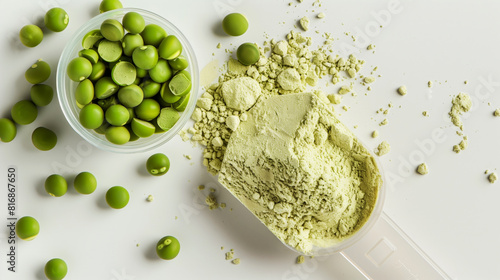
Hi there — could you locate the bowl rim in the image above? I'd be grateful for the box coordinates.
[56,8,199,154]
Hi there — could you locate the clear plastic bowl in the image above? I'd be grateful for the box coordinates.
[57,8,199,153]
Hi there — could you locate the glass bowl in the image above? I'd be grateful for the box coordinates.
[56,8,199,153]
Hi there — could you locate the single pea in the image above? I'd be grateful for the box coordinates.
[140,79,161,98]
[75,79,94,106]
[26,60,51,84]
[127,125,140,141]
[67,57,92,82]
[173,92,190,112]
[89,61,106,81]
[78,49,99,64]
[118,84,143,107]
[95,76,119,99]
[97,40,123,62]
[140,24,167,47]
[135,99,160,121]
[74,171,97,195]
[236,42,260,66]
[131,118,155,138]
[82,29,103,49]
[149,59,172,83]
[94,122,110,135]
[30,84,54,107]
[126,108,135,123]
[11,100,38,125]
[156,236,180,260]
[44,174,67,197]
[32,127,57,151]
[105,126,130,145]
[160,82,181,104]
[158,35,182,60]
[105,186,129,209]
[19,25,43,47]
[122,33,144,56]
[168,70,191,97]
[100,19,124,41]
[168,55,188,71]
[132,45,158,70]
[15,216,40,241]
[222,13,248,36]
[105,104,129,126]
[0,118,17,143]
[99,0,123,13]
[44,7,69,32]
[122,12,145,34]
[97,95,117,111]
[157,107,180,131]
[79,103,104,129]
[136,67,147,78]
[44,258,68,280]
[111,61,136,86]
[146,153,170,176]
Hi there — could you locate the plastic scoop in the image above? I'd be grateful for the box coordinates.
[217,93,452,280]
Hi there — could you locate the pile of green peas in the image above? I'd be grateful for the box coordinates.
[67,11,192,145]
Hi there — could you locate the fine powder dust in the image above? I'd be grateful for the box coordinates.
[218,93,382,253]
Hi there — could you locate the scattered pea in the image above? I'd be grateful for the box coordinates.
[99,0,123,13]
[11,100,38,125]
[26,60,51,84]
[30,84,54,107]
[105,186,129,209]
[67,57,92,82]
[44,174,67,197]
[74,171,97,194]
[222,13,248,36]
[44,7,69,32]
[32,127,57,151]
[0,118,17,143]
[19,25,43,47]
[44,258,68,280]
[156,236,180,260]
[15,216,40,241]
[141,24,167,47]
[236,42,259,66]
[122,12,145,34]
[146,153,170,176]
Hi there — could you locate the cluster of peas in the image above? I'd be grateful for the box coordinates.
[67,10,192,145]
[15,152,178,280]
[221,13,261,66]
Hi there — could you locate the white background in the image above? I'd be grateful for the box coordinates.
[1,0,500,279]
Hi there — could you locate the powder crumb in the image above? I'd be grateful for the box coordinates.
[494,109,500,117]
[217,43,222,49]
[221,246,224,250]
[210,188,216,193]
[488,173,498,184]
[379,119,388,126]
[371,130,379,138]
[225,251,234,260]
[198,185,205,190]
[364,76,375,84]
[220,202,226,208]
[232,258,241,265]
[299,16,310,31]
[428,81,433,88]
[376,141,390,156]
[367,44,375,50]
[417,163,429,175]
[449,93,472,131]
[205,193,219,210]
[452,137,468,153]
[397,86,407,96]
[184,154,192,160]
[327,94,342,104]
[317,12,325,19]
[296,255,305,264]
[179,129,190,142]
[422,111,429,117]
[464,80,468,84]
[146,195,154,202]
[485,169,490,174]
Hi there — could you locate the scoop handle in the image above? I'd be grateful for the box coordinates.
[340,211,452,280]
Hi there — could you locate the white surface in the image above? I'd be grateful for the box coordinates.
[1,0,499,279]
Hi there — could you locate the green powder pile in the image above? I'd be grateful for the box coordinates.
[449,92,471,153]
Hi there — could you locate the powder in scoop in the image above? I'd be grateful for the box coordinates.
[218,93,382,254]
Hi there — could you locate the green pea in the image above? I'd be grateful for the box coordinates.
[11,100,38,125]
[95,76,119,99]
[67,57,92,82]
[0,118,17,143]
[78,49,99,64]
[97,95,117,110]
[75,79,94,106]
[156,236,180,260]
[26,60,51,84]
[122,33,144,56]
[94,122,110,134]
[135,99,160,121]
[236,42,259,66]
[82,30,103,49]
[30,84,54,107]
[99,0,123,13]
[105,126,130,145]
[44,174,67,197]
[146,153,170,176]
[89,60,106,81]
[149,59,172,83]
[97,40,122,62]
[173,92,190,112]
[44,258,67,280]
[100,19,124,42]
[44,7,69,32]
[118,84,143,107]
[132,45,158,70]
[32,127,57,151]
[19,25,43,47]
[111,61,136,86]
[79,103,104,129]
[122,12,145,34]
[105,104,129,126]
[131,118,155,138]
[160,82,181,103]
[158,35,182,60]
[136,67,147,78]
[157,107,180,131]
[105,186,129,209]
[74,171,97,195]
[222,13,248,36]
[168,55,188,71]
[16,216,40,241]
[169,70,191,97]
[140,79,161,98]
[126,108,135,123]
[141,24,167,47]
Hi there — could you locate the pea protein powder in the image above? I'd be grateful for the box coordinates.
[218,93,382,253]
